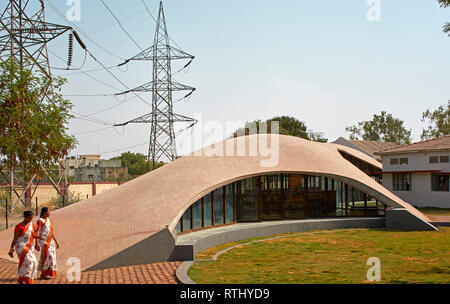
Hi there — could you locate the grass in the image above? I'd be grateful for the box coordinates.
[418,208,450,217]
[189,227,450,284]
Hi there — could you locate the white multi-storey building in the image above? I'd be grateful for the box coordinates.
[375,135,450,208]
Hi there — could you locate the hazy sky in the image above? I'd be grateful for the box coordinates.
[38,0,450,159]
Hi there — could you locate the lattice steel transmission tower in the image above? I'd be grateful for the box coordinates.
[115,1,197,171]
[0,0,71,75]
[0,0,73,211]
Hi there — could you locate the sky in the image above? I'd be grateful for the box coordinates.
[29,0,450,159]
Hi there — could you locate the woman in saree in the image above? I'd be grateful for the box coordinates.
[8,210,40,284]
[36,207,59,279]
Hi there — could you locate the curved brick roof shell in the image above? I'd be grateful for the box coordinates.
[0,135,430,271]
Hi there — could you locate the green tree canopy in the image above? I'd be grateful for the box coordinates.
[345,111,411,145]
[233,116,328,142]
[439,0,450,35]
[110,151,163,177]
[421,101,450,140]
[0,59,77,179]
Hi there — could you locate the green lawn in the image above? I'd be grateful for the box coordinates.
[189,227,450,284]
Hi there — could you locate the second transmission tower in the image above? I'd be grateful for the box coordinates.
[115,1,197,171]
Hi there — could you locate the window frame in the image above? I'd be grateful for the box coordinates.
[393,173,412,191]
[390,158,399,165]
[431,173,449,192]
[429,156,439,164]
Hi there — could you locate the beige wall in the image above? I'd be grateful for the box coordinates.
[69,184,94,201]
[382,172,449,208]
[7,182,121,209]
[96,183,119,194]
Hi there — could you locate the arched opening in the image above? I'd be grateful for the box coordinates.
[176,173,387,234]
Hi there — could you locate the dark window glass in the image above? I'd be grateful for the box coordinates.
[390,158,399,165]
[440,156,449,163]
[284,175,307,219]
[226,184,234,223]
[182,207,192,232]
[175,220,181,234]
[393,173,412,191]
[261,175,282,219]
[237,177,259,221]
[399,158,408,165]
[432,174,449,192]
[214,187,225,225]
[192,200,202,229]
[204,193,213,227]
[429,156,439,164]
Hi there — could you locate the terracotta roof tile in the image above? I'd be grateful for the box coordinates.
[349,141,399,156]
[375,135,450,155]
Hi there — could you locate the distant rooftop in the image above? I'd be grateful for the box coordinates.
[349,140,398,156]
[375,135,450,155]
[332,137,398,161]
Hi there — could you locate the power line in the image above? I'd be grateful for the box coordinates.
[100,0,145,52]
[46,0,125,61]
[73,126,113,136]
[80,122,195,155]
[84,48,152,107]
[68,93,143,118]
[48,49,123,93]
[71,112,117,126]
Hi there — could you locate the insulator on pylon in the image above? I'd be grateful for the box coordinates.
[67,32,74,67]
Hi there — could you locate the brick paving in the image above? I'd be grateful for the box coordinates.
[429,216,450,224]
[0,258,180,284]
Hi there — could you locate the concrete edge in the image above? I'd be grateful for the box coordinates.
[173,217,386,262]
[386,208,438,232]
[432,222,450,227]
[176,261,197,284]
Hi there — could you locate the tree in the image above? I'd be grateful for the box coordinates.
[345,111,411,145]
[233,116,328,142]
[421,101,450,140]
[439,0,450,36]
[110,151,163,178]
[0,58,77,180]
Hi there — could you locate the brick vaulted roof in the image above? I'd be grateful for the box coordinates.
[375,135,450,155]
[0,135,431,271]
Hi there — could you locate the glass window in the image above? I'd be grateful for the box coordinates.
[237,177,259,221]
[432,174,449,192]
[399,158,408,165]
[226,184,234,223]
[440,156,449,163]
[214,187,225,225]
[429,156,439,164]
[175,220,181,234]
[192,200,202,229]
[182,207,192,232]
[284,175,307,219]
[393,173,412,191]
[204,193,213,227]
[390,158,399,165]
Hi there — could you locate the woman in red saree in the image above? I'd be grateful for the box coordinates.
[36,207,59,279]
[8,210,40,284]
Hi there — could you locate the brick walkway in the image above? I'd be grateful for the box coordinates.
[0,258,180,284]
[429,216,450,224]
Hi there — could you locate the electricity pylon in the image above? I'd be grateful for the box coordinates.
[115,1,197,171]
[0,0,71,74]
[0,0,72,212]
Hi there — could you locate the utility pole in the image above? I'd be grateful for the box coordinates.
[115,1,197,171]
[0,0,73,210]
